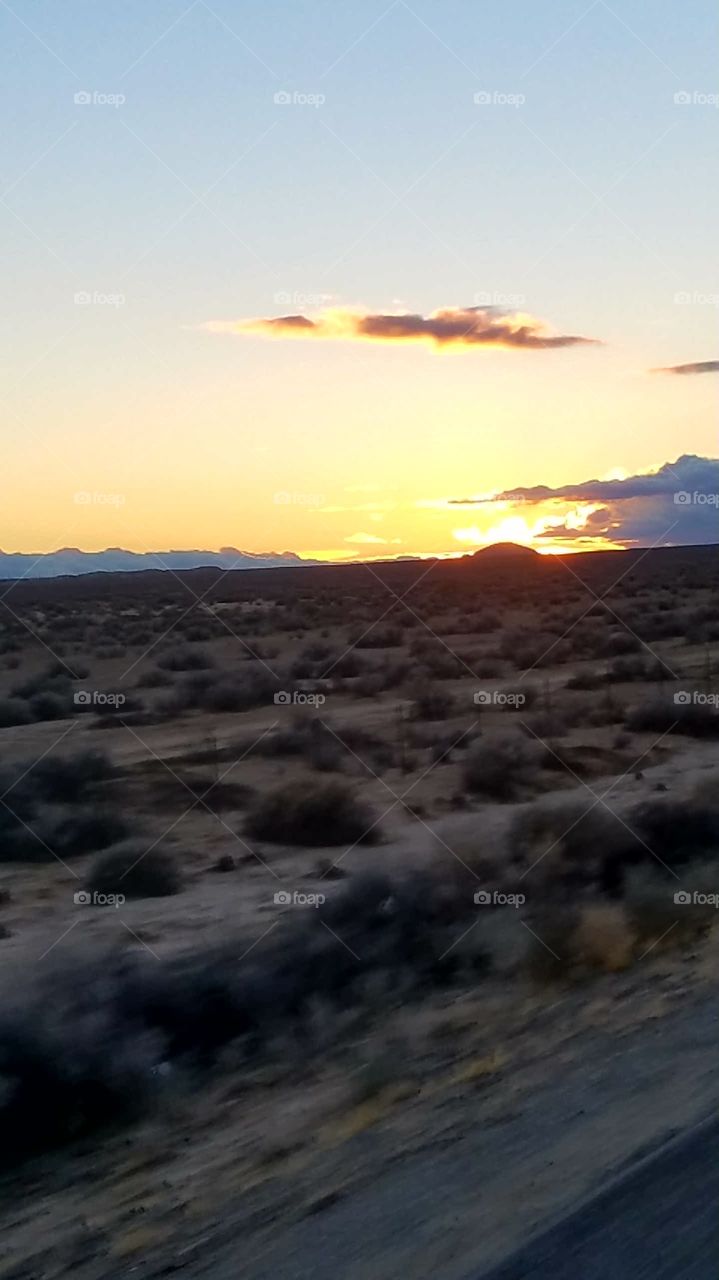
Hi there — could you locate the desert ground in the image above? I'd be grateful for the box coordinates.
[0,541,718,1278]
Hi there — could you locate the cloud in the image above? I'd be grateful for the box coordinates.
[448,455,719,549]
[450,455,718,506]
[202,305,601,352]
[651,360,719,375]
[344,531,387,545]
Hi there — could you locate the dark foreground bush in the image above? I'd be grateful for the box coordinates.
[0,749,128,863]
[626,696,719,738]
[0,859,484,1165]
[88,843,182,898]
[245,780,379,846]
[463,732,543,801]
[0,961,159,1166]
[511,792,719,897]
[157,645,215,672]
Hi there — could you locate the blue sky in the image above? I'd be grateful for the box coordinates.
[1,1,717,555]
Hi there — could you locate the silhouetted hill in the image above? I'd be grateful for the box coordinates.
[471,542,541,561]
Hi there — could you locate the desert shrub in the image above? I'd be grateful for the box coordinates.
[0,749,126,863]
[354,625,403,649]
[135,666,175,689]
[257,719,344,771]
[569,904,635,972]
[522,710,569,738]
[463,732,543,800]
[245,780,378,846]
[522,907,576,982]
[566,669,604,691]
[628,798,719,866]
[625,864,718,946]
[602,630,642,657]
[410,686,455,720]
[31,749,113,801]
[168,666,281,714]
[0,697,32,727]
[510,799,638,896]
[157,646,214,672]
[609,655,649,682]
[88,843,182,898]
[0,982,157,1165]
[27,690,70,721]
[512,790,719,900]
[626,696,719,738]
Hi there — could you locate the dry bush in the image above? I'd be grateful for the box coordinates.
[156,645,215,671]
[410,685,456,721]
[626,696,719,738]
[245,780,379,846]
[463,731,544,801]
[88,843,183,899]
[0,750,127,863]
[569,904,635,972]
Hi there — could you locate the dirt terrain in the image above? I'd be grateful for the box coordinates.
[0,543,718,1278]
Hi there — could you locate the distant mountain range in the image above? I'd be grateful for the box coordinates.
[0,547,317,580]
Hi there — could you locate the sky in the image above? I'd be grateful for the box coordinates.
[1,0,717,561]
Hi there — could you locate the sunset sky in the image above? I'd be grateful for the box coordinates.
[2,0,717,561]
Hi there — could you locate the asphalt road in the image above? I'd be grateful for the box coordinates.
[478,1117,719,1280]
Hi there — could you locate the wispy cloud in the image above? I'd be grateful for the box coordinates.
[651,360,719,376]
[201,305,601,352]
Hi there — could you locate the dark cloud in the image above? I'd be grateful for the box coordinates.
[450,455,719,506]
[451,455,719,549]
[203,306,601,351]
[652,360,719,376]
